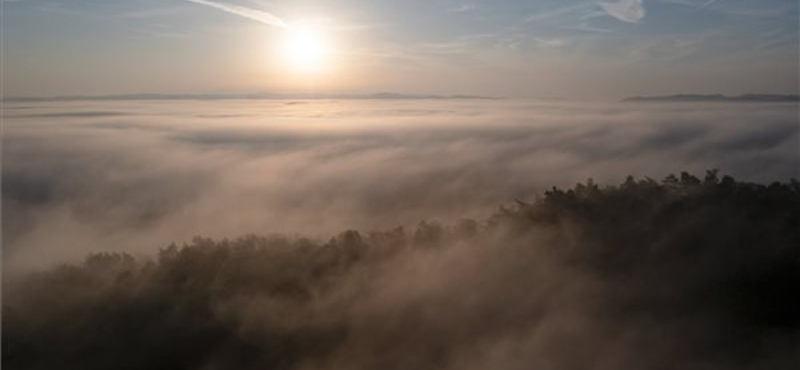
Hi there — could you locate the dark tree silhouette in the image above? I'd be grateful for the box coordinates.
[4,172,799,370]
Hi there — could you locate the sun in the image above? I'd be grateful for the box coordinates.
[280,24,331,73]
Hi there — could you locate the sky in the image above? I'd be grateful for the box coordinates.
[2,0,798,98]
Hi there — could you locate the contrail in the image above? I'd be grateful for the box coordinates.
[180,0,287,28]
[699,0,722,10]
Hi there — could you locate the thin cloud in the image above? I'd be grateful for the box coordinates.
[179,0,287,27]
[563,22,614,33]
[699,0,723,10]
[525,2,598,23]
[451,4,477,13]
[533,37,567,48]
[659,0,722,10]
[600,0,646,23]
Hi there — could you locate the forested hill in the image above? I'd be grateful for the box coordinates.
[4,171,799,370]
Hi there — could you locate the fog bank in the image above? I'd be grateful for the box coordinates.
[3,99,798,271]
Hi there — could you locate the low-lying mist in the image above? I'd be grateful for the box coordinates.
[3,99,799,368]
[4,173,799,369]
[4,99,797,271]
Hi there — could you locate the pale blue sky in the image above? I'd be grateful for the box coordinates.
[2,0,798,98]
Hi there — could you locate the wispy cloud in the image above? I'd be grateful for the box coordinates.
[660,0,789,18]
[451,4,477,13]
[562,22,614,33]
[698,0,723,10]
[600,0,646,23]
[663,0,724,10]
[533,37,567,48]
[179,0,286,27]
[525,2,597,23]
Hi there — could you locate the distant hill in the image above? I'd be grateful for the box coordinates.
[622,93,799,103]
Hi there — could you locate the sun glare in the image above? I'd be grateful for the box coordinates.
[281,24,331,73]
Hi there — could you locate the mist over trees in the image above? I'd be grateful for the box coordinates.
[5,172,799,370]
[5,100,798,272]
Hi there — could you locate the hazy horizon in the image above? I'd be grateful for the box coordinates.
[4,90,800,102]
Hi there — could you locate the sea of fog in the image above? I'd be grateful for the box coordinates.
[3,98,798,271]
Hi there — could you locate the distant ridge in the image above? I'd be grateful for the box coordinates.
[4,92,498,103]
[622,94,799,103]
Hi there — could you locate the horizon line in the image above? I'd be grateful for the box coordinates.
[2,91,505,103]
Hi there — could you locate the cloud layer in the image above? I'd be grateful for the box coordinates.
[3,98,798,273]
